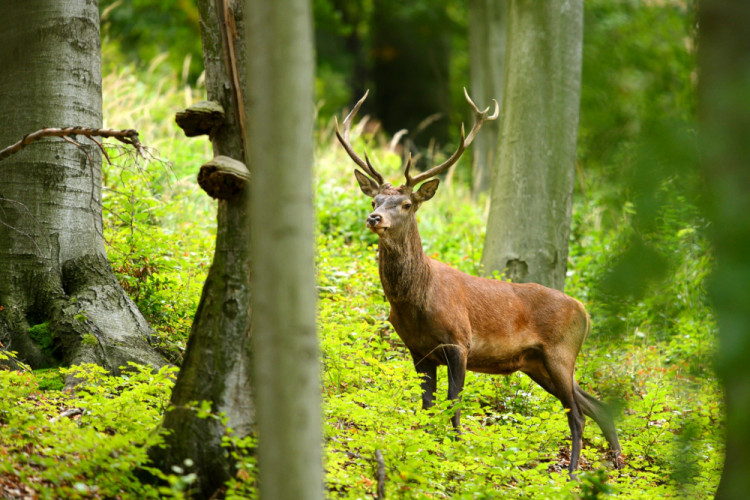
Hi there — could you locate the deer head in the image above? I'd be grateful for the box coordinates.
[335,89,499,240]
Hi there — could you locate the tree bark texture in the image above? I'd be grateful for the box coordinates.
[244,1,323,499]
[697,2,750,498]
[468,0,505,196]
[480,0,583,291]
[0,0,166,373]
[148,1,254,497]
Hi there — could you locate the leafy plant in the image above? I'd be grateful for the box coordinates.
[28,322,55,357]
[0,363,178,498]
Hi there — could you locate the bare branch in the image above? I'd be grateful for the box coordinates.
[89,136,112,165]
[0,127,145,162]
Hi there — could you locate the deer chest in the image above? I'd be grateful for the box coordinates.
[387,302,468,363]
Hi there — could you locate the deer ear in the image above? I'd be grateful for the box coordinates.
[413,179,439,203]
[354,169,379,197]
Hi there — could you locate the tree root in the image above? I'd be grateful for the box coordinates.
[0,253,167,381]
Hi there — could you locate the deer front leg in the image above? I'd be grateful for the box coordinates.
[443,345,467,431]
[410,349,437,410]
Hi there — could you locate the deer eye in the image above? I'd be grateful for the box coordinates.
[371,200,376,208]
[402,202,412,210]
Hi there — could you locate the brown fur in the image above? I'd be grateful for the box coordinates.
[358,179,622,476]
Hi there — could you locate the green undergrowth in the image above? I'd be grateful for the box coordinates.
[5,138,719,498]
[0,364,179,499]
[0,43,721,498]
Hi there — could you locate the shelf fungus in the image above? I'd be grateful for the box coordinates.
[198,155,250,199]
[175,100,225,137]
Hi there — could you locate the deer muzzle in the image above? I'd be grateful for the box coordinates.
[366,213,389,235]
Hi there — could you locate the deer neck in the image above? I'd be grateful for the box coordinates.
[377,223,431,306]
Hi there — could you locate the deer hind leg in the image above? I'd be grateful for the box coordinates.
[524,362,585,474]
[539,356,585,477]
[442,345,467,432]
[523,366,584,432]
[574,381,623,467]
[410,349,437,410]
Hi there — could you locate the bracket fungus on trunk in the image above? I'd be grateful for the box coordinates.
[198,155,250,199]
[175,100,226,137]
[175,102,248,199]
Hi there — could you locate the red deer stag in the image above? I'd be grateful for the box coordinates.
[335,89,622,476]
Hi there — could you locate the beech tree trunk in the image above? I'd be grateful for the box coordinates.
[698,2,750,498]
[480,0,583,291]
[148,1,254,497]
[0,1,166,373]
[245,1,323,498]
[468,0,505,196]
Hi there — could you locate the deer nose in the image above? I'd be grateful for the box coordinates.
[367,213,382,226]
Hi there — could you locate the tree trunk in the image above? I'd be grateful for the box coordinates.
[0,1,166,374]
[480,0,583,291]
[147,1,254,497]
[697,2,750,498]
[244,1,322,499]
[468,0,505,196]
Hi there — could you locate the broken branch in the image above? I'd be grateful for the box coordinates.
[0,127,145,162]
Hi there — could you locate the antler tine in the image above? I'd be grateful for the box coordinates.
[334,90,384,185]
[403,152,414,185]
[362,151,383,185]
[406,87,499,187]
[462,86,500,145]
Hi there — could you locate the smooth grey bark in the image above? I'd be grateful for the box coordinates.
[244,1,322,499]
[697,2,750,498]
[0,0,166,373]
[468,0,505,196]
[148,1,254,497]
[480,0,583,291]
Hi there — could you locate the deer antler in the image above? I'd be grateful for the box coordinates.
[405,87,499,188]
[334,90,384,186]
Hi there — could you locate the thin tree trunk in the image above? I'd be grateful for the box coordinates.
[468,0,505,196]
[697,2,750,498]
[480,0,583,291]
[244,1,322,498]
[148,1,254,497]
[0,1,166,373]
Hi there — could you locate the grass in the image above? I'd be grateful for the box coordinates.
[0,48,721,499]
